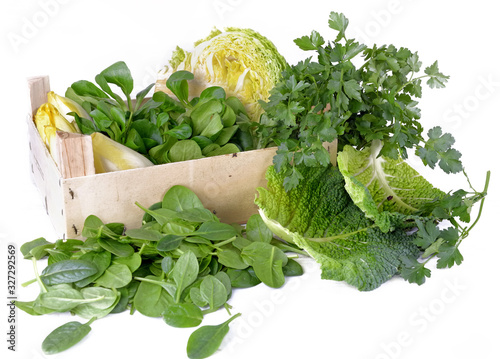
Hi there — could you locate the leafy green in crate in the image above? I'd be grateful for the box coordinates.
[66,61,259,169]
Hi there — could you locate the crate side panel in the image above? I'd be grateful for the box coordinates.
[27,113,67,238]
[62,148,276,236]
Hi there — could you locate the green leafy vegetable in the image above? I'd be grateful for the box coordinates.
[67,61,257,168]
[18,183,303,358]
[186,313,241,359]
[42,317,96,355]
[256,164,420,291]
[337,140,446,232]
[163,302,203,328]
[159,27,287,122]
[40,260,98,286]
[256,11,458,191]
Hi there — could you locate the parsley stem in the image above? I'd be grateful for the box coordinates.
[396,74,430,94]
[463,170,490,235]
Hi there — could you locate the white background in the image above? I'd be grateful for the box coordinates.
[1,0,499,358]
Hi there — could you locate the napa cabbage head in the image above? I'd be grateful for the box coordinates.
[156,28,287,122]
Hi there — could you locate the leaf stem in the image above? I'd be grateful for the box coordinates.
[86,316,98,326]
[21,278,37,287]
[32,257,48,293]
[462,170,490,236]
[213,236,237,248]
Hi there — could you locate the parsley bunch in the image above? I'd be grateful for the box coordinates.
[257,12,458,190]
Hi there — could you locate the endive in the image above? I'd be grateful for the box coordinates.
[34,102,80,148]
[47,91,91,125]
[91,132,154,173]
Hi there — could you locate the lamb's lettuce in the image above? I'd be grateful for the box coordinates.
[255,164,420,291]
[337,140,446,232]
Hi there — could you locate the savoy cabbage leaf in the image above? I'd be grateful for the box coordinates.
[255,164,419,291]
[337,140,446,232]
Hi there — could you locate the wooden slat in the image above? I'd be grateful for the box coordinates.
[27,76,50,117]
[55,131,95,179]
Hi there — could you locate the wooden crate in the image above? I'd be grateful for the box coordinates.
[27,76,337,240]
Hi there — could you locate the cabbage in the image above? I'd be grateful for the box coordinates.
[255,164,419,291]
[156,28,287,122]
[337,140,446,232]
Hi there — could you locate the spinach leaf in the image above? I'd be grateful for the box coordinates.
[113,252,142,273]
[162,221,196,236]
[195,222,238,241]
[42,318,96,355]
[14,300,42,316]
[38,285,85,312]
[200,275,228,311]
[241,242,288,288]
[125,228,164,242]
[135,203,178,226]
[46,249,70,265]
[20,237,53,259]
[40,260,98,286]
[54,239,85,252]
[214,272,232,298]
[162,185,205,212]
[157,234,185,252]
[134,275,174,317]
[177,208,219,223]
[226,268,262,288]
[162,302,203,328]
[189,287,208,308]
[191,99,224,136]
[186,313,241,359]
[161,256,174,275]
[282,258,304,277]
[81,215,105,238]
[245,214,273,243]
[216,245,248,270]
[97,238,134,257]
[75,251,112,288]
[94,263,132,288]
[72,287,119,319]
[171,251,199,302]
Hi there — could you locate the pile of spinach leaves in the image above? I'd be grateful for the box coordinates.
[67,61,258,165]
[17,185,304,357]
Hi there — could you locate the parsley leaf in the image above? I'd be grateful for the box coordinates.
[328,12,349,41]
[416,126,463,173]
[424,61,450,88]
[400,256,431,286]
